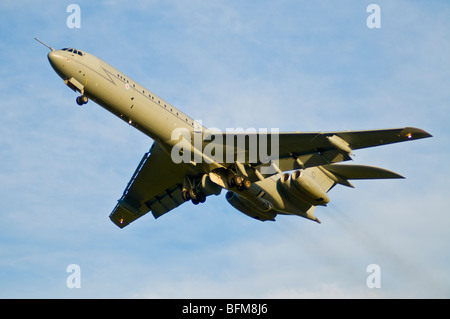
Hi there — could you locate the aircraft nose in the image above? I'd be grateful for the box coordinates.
[48,51,61,68]
[47,50,66,75]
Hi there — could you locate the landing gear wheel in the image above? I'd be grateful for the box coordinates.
[196,191,206,203]
[242,177,251,190]
[228,176,236,188]
[76,95,88,106]
[234,175,244,187]
[229,175,242,188]
[182,190,190,201]
[185,188,206,205]
[230,175,251,191]
[188,188,197,201]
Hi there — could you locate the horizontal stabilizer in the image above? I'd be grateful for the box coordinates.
[322,164,404,180]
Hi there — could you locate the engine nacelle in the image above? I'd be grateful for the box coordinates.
[225,191,277,221]
[279,170,330,206]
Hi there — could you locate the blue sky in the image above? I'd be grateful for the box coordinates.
[0,0,449,298]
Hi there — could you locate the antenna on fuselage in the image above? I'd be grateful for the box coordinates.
[34,38,54,51]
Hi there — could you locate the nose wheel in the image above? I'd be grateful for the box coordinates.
[76,95,88,106]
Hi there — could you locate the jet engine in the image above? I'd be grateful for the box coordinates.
[225,191,277,221]
[279,170,330,206]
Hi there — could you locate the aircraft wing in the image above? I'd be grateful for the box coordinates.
[279,126,431,153]
[109,142,195,228]
[110,127,431,228]
[278,126,432,170]
[214,127,432,172]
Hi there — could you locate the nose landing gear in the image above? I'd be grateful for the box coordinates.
[76,95,88,106]
[63,77,88,106]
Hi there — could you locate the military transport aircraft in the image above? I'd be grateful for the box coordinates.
[36,38,432,228]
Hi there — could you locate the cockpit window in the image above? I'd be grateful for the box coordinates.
[61,48,83,56]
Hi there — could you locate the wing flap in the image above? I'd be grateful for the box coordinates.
[146,186,185,219]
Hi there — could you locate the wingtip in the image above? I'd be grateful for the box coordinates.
[109,215,128,229]
[401,127,433,140]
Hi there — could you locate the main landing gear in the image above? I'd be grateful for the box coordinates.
[182,188,206,205]
[228,175,251,191]
[76,95,88,106]
[181,171,251,206]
